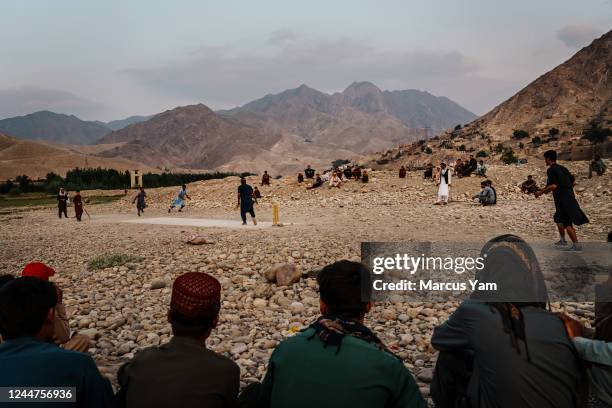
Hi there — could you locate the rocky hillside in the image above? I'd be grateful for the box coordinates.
[367,29,612,169]
[0,111,111,145]
[0,133,149,180]
[467,29,612,140]
[103,115,153,131]
[97,104,355,175]
[339,81,476,131]
[223,82,476,147]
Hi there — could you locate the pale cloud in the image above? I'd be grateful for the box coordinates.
[267,29,300,45]
[557,24,603,48]
[124,36,516,114]
[0,86,106,120]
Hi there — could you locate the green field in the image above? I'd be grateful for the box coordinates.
[0,193,123,210]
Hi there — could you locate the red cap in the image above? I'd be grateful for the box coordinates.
[22,262,55,281]
[170,272,221,320]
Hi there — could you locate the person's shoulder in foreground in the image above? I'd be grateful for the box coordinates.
[0,276,114,408]
[259,260,425,408]
[117,272,239,408]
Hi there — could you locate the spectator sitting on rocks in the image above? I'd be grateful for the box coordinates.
[431,234,587,408]
[476,159,487,177]
[555,231,612,406]
[399,165,407,178]
[21,262,90,352]
[361,170,369,183]
[352,166,362,181]
[589,155,606,178]
[261,171,271,186]
[117,272,240,408]
[454,159,465,178]
[259,260,426,408]
[473,181,496,206]
[521,175,538,194]
[307,174,323,190]
[423,163,433,179]
[463,155,477,177]
[343,166,353,180]
[304,165,315,179]
[253,186,262,200]
[297,173,304,183]
[0,274,14,289]
[0,277,114,407]
[329,172,342,188]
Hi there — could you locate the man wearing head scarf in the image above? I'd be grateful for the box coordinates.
[430,235,586,408]
[259,261,425,408]
[21,262,90,352]
[117,272,240,408]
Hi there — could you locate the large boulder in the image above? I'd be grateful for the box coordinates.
[265,263,301,286]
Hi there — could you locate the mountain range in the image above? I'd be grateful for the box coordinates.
[0,111,111,145]
[0,111,153,145]
[94,82,475,174]
[1,26,610,180]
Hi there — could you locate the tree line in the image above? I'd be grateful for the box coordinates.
[0,168,249,195]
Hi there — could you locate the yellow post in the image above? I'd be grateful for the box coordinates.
[272,202,279,226]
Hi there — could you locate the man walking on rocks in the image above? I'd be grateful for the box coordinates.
[237,178,257,225]
[535,150,589,251]
[259,260,425,408]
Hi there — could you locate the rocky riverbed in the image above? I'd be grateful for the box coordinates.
[0,163,610,405]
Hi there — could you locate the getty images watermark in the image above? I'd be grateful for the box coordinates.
[361,241,611,303]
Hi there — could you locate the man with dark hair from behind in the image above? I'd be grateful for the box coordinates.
[430,234,586,408]
[259,260,425,408]
[535,150,589,251]
[0,277,114,407]
[117,272,240,408]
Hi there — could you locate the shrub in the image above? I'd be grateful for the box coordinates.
[512,130,529,139]
[548,128,559,136]
[424,147,433,154]
[582,123,612,144]
[501,148,518,165]
[531,136,542,146]
[476,150,488,158]
[458,144,466,151]
[88,253,144,270]
[331,159,350,168]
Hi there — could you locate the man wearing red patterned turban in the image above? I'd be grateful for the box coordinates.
[117,272,240,408]
[21,262,91,353]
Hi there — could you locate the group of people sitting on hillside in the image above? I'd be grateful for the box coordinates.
[1,233,611,407]
[454,156,486,178]
[299,164,369,190]
[421,158,486,183]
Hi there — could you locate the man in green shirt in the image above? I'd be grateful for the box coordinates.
[259,260,425,408]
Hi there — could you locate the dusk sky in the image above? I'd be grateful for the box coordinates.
[1,0,610,121]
